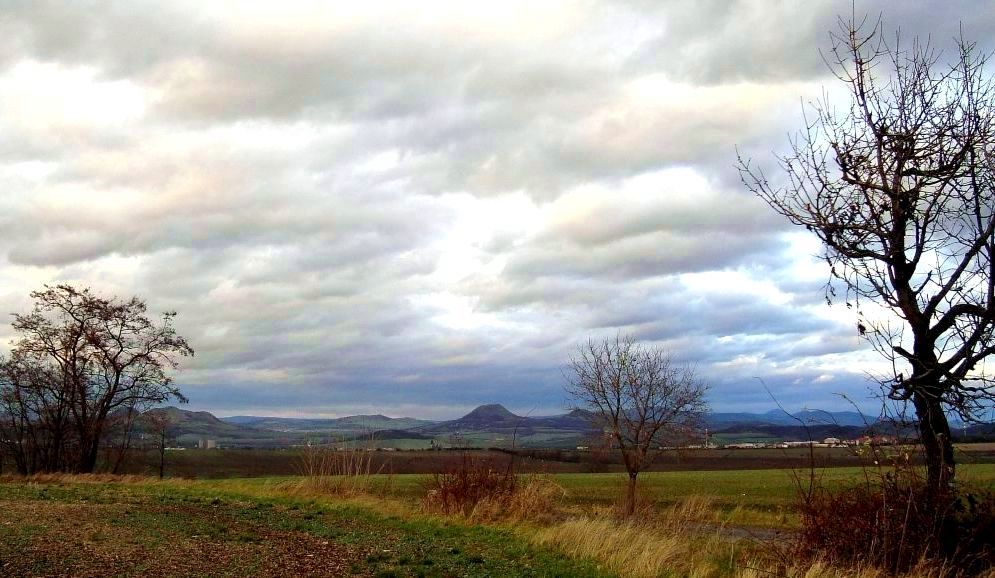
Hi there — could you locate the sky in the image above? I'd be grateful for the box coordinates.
[2,1,994,420]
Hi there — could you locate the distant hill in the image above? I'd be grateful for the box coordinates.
[355,429,433,441]
[147,407,251,436]
[151,404,984,449]
[707,410,876,428]
[144,407,283,444]
[958,422,995,441]
[420,404,524,433]
[712,423,867,442]
[412,404,600,448]
[416,404,598,434]
[222,414,433,433]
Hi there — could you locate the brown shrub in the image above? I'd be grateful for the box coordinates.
[794,469,995,575]
[421,454,563,522]
[470,474,566,523]
[421,454,515,516]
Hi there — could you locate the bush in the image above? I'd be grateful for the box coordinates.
[794,468,995,575]
[421,454,516,516]
[421,454,563,522]
[472,474,565,523]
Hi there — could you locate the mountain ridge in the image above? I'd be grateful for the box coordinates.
[149,404,982,448]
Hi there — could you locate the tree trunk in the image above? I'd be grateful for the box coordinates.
[912,391,955,494]
[77,433,101,473]
[158,431,166,479]
[112,417,136,475]
[625,472,638,516]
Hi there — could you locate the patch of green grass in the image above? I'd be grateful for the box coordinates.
[0,521,46,551]
[552,464,995,527]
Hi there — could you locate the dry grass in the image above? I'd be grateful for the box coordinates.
[789,463,995,576]
[737,559,995,578]
[534,518,674,577]
[0,472,152,484]
[419,452,566,523]
[467,474,567,523]
[293,443,392,497]
[531,495,732,578]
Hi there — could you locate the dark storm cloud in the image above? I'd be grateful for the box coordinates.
[627,0,995,85]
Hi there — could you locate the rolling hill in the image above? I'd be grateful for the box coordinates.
[706,409,876,428]
[149,405,958,449]
[222,414,433,433]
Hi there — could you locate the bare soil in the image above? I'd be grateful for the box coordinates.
[0,499,360,577]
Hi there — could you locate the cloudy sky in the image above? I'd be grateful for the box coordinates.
[2,1,993,419]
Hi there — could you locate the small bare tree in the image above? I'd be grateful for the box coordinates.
[142,410,174,479]
[565,334,708,516]
[740,17,995,493]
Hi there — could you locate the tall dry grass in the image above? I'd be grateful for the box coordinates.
[534,501,995,578]
[467,474,566,523]
[293,441,392,496]
[420,453,565,523]
[532,495,733,578]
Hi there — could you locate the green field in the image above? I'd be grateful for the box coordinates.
[194,463,995,527]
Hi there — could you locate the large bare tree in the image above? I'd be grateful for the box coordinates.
[1,285,193,473]
[565,334,707,516]
[740,17,995,492]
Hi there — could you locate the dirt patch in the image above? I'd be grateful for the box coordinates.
[0,500,361,577]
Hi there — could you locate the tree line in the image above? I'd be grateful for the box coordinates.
[0,285,192,474]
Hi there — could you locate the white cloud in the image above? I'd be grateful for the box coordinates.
[0,1,985,417]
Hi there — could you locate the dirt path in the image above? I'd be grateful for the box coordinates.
[683,521,790,543]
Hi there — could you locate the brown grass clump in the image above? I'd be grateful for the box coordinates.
[293,442,391,496]
[421,454,515,516]
[469,474,566,523]
[420,454,564,523]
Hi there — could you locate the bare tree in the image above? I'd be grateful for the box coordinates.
[4,285,193,473]
[0,356,70,474]
[740,17,995,492]
[142,410,174,479]
[565,334,708,516]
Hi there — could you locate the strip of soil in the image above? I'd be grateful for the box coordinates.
[0,499,361,577]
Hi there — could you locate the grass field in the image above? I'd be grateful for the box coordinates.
[4,463,995,577]
[193,463,995,527]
